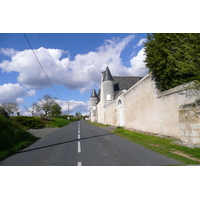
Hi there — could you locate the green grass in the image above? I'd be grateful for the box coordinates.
[113,128,200,165]
[0,115,39,161]
[88,121,109,127]
[10,115,78,129]
[46,117,73,127]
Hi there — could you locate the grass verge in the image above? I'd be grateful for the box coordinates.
[0,115,39,161]
[113,128,200,165]
[88,121,109,127]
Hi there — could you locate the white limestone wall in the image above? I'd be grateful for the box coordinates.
[102,74,196,140]
[104,101,117,126]
[97,100,104,124]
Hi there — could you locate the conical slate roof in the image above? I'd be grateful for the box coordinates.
[103,66,113,81]
[90,88,98,98]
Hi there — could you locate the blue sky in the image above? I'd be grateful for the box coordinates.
[0,33,148,115]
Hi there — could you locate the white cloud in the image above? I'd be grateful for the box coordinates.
[57,100,89,114]
[136,38,147,47]
[0,83,35,103]
[16,98,24,104]
[0,48,18,57]
[0,35,148,93]
[129,48,148,76]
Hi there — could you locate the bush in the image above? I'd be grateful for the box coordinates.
[12,116,45,129]
[0,107,8,118]
[41,116,54,121]
[56,115,78,122]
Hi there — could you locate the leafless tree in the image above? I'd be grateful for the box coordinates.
[25,102,40,116]
[1,102,19,116]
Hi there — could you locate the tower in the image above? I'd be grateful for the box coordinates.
[102,67,114,106]
[90,88,99,122]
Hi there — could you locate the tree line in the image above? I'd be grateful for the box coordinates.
[0,94,62,117]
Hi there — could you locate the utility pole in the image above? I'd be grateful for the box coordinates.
[67,101,70,120]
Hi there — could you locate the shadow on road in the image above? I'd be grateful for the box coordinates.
[15,132,114,154]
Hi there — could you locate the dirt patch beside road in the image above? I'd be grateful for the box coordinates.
[27,128,60,138]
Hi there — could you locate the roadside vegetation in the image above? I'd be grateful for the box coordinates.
[88,121,109,127]
[0,115,39,161]
[10,115,77,129]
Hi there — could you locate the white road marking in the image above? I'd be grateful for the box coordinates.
[77,121,81,165]
[78,121,80,133]
[78,141,81,153]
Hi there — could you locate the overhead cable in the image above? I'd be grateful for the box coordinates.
[23,33,63,100]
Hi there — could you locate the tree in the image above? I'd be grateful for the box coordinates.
[0,106,8,118]
[50,103,62,116]
[75,112,82,120]
[38,94,57,116]
[144,33,200,91]
[1,102,19,116]
[25,102,40,116]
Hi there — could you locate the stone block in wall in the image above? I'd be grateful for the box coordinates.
[179,102,200,146]
[180,136,189,143]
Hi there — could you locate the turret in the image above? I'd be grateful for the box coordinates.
[102,67,114,106]
[90,88,99,122]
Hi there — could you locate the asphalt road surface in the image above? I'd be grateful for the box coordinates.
[0,120,182,166]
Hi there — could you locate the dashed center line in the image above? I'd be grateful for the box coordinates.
[78,121,80,133]
[78,141,81,153]
[77,121,82,166]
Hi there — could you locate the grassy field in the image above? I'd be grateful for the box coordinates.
[89,121,200,165]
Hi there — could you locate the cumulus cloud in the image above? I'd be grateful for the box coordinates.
[57,99,89,114]
[0,83,35,103]
[0,34,148,93]
[0,48,18,57]
[129,48,148,76]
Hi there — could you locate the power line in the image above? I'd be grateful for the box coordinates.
[23,33,63,101]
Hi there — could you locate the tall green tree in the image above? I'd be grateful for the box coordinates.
[144,33,200,91]
[50,103,62,116]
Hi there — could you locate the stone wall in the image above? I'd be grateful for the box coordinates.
[98,74,200,145]
[179,103,200,146]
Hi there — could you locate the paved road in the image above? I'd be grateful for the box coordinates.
[0,120,182,166]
